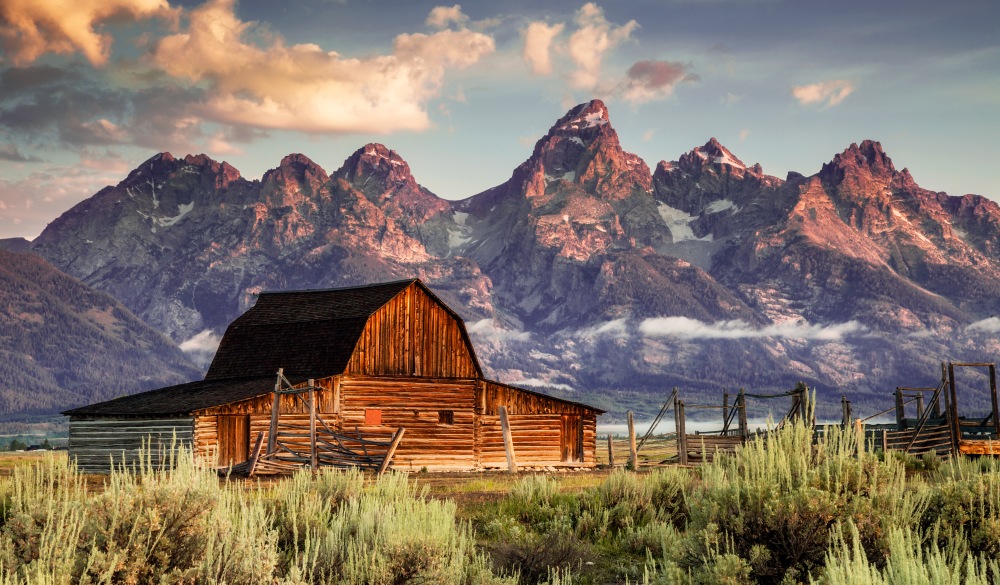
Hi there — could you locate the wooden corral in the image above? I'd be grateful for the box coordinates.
[620,385,810,468]
[64,279,603,474]
[863,362,1000,458]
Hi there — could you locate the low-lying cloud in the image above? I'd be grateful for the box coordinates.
[967,317,1000,333]
[638,317,865,341]
[467,318,531,342]
[179,329,222,355]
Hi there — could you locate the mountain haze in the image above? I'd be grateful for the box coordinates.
[26,100,1000,417]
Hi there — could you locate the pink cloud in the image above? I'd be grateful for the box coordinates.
[792,79,855,107]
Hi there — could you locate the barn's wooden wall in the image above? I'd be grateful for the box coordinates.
[476,381,598,468]
[338,375,477,471]
[477,380,594,416]
[345,284,478,379]
[193,377,340,466]
[68,417,194,474]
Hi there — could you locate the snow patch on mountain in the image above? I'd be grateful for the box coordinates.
[657,203,712,243]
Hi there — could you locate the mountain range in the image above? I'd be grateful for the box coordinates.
[8,99,1000,419]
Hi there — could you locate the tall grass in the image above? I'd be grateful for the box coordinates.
[0,451,510,585]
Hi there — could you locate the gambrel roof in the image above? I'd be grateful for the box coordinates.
[64,279,491,416]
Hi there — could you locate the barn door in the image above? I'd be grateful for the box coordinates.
[217,415,250,467]
[561,415,583,463]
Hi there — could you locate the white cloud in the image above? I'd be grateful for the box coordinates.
[179,329,221,367]
[522,21,564,75]
[739,128,750,142]
[426,5,469,29]
[467,318,531,342]
[0,0,177,66]
[642,129,655,141]
[152,0,494,135]
[638,316,865,340]
[967,317,1000,333]
[791,79,855,107]
[567,2,638,90]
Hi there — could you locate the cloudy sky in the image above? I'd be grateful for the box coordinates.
[0,0,997,239]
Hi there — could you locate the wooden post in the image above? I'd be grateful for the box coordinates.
[309,379,318,469]
[738,388,748,440]
[881,428,887,453]
[948,362,960,450]
[677,401,688,465]
[841,395,851,427]
[627,411,638,470]
[798,385,809,423]
[376,427,406,477]
[267,368,283,455]
[607,434,615,467]
[916,394,925,420]
[246,432,265,478]
[332,376,341,414]
[990,364,1000,437]
[722,392,731,435]
[499,406,517,474]
[894,387,905,430]
[854,418,865,452]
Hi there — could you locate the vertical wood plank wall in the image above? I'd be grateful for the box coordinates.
[345,284,478,378]
[68,417,194,473]
[476,381,598,468]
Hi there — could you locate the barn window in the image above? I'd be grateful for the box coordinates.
[438,410,454,425]
[365,408,382,425]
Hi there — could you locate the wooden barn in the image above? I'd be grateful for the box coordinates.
[64,279,602,473]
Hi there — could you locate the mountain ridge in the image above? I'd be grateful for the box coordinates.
[22,99,1000,417]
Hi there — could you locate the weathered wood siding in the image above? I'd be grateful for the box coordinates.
[345,283,478,378]
[68,417,194,474]
[193,377,340,466]
[339,375,476,471]
[475,381,598,468]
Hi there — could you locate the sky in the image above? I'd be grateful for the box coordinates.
[0,0,997,240]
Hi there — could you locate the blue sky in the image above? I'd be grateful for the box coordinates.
[0,0,997,239]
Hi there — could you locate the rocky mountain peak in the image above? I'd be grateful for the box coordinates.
[336,143,414,186]
[822,140,897,183]
[263,153,329,186]
[182,153,242,189]
[677,138,747,172]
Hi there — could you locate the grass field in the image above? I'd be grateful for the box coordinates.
[2,427,1000,584]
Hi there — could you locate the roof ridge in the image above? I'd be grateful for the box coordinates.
[258,278,418,296]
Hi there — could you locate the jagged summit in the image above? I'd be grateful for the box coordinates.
[821,140,897,183]
[553,99,610,132]
[335,143,414,187]
[677,138,747,171]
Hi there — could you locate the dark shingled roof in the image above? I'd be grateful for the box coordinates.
[205,279,415,380]
[62,376,282,416]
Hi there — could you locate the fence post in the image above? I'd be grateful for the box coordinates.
[948,362,960,452]
[895,387,905,429]
[309,379,318,470]
[607,434,615,467]
[916,394,925,420]
[627,411,638,470]
[841,395,851,428]
[722,391,730,435]
[738,388,748,440]
[677,401,688,465]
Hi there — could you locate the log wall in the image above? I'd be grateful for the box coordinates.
[338,375,477,471]
[345,283,479,379]
[68,417,194,474]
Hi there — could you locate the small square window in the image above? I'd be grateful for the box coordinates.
[365,408,382,425]
[438,410,454,425]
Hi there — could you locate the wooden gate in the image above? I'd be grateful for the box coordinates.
[217,415,249,467]
[561,415,583,463]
